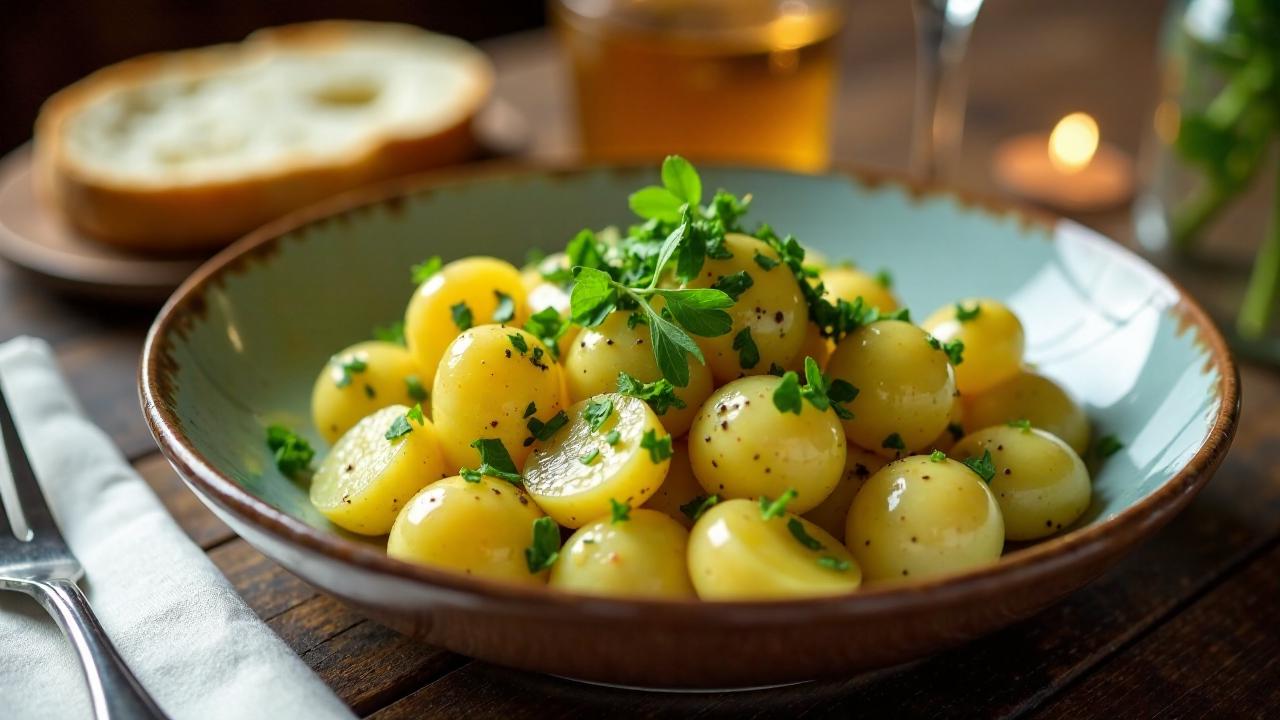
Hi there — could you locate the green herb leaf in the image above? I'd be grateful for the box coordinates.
[373,321,407,346]
[616,372,686,415]
[333,356,368,389]
[605,429,621,445]
[364,384,376,399]
[265,425,314,479]
[580,448,601,465]
[962,449,996,483]
[817,556,851,571]
[524,307,568,358]
[759,489,798,520]
[732,327,760,369]
[942,339,965,366]
[385,414,414,440]
[773,371,803,414]
[1007,418,1032,432]
[461,468,482,483]
[609,497,632,523]
[930,450,947,462]
[787,517,825,551]
[955,302,982,322]
[569,267,618,327]
[405,375,428,402]
[680,494,719,523]
[1096,435,1124,459]
[526,410,569,445]
[753,251,781,271]
[493,290,516,323]
[656,289,734,337]
[508,333,529,355]
[565,229,608,275]
[469,438,524,484]
[628,186,684,223]
[709,271,754,301]
[661,154,702,206]
[407,403,425,425]
[646,307,703,388]
[875,269,893,288]
[523,401,537,419]
[411,256,443,285]
[583,397,614,432]
[525,517,561,573]
[639,429,673,463]
[450,302,473,331]
[882,432,906,453]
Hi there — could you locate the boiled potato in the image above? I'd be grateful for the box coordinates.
[924,391,967,453]
[682,233,807,383]
[524,393,670,528]
[431,326,565,471]
[687,499,861,600]
[952,425,1091,540]
[963,370,1090,456]
[827,320,956,458]
[310,405,446,535]
[803,445,887,542]
[820,266,898,312]
[847,455,1004,582]
[550,509,696,599]
[788,323,833,372]
[405,257,528,383]
[922,299,1024,395]
[689,375,846,514]
[642,440,706,529]
[311,341,426,444]
[387,475,549,585]
[564,311,712,436]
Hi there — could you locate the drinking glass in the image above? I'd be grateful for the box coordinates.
[910,0,985,181]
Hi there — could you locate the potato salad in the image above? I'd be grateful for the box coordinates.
[266,156,1122,602]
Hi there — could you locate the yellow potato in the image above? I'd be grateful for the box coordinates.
[310,405,446,535]
[963,370,1091,456]
[431,325,565,471]
[847,455,1005,582]
[922,298,1025,395]
[524,394,671,528]
[682,233,807,383]
[787,323,834,373]
[563,311,713,437]
[689,375,846,514]
[924,391,967,453]
[405,257,528,383]
[550,509,696,599]
[803,445,887,542]
[642,440,706,529]
[687,499,862,600]
[820,266,899,312]
[311,341,427,444]
[387,475,549,586]
[952,426,1091,540]
[827,320,957,458]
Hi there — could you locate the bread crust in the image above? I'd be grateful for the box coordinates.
[34,21,494,253]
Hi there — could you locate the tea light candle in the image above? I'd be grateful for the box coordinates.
[993,112,1135,213]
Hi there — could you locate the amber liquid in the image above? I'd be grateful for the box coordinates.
[555,3,843,172]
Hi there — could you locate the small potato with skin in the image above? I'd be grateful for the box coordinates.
[683,233,807,383]
[431,326,565,471]
[689,375,846,515]
[387,475,549,586]
[687,499,861,600]
[952,426,1091,540]
[922,299,1025,395]
[847,455,1004,582]
[310,405,446,535]
[642,440,706,529]
[311,341,426,444]
[803,445,887,542]
[963,370,1091,456]
[524,394,670,528]
[827,320,956,458]
[924,392,967,453]
[405,257,528,383]
[550,509,696,599]
[820,266,899,313]
[564,311,713,436]
[787,323,833,373]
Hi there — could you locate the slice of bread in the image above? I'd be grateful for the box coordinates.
[34,21,494,252]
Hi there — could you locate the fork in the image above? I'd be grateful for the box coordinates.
[0,385,167,719]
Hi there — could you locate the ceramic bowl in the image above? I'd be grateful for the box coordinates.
[140,165,1239,689]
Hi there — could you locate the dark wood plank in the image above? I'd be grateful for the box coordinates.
[1032,541,1280,720]
[134,452,235,549]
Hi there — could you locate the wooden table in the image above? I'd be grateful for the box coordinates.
[5,0,1279,716]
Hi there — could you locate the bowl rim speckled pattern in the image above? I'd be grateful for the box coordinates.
[139,161,1240,627]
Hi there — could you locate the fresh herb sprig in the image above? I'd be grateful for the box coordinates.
[266,425,315,480]
[772,357,858,419]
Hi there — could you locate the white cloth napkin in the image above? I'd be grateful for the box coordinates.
[0,337,354,720]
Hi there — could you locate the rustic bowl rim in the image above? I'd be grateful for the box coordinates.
[139,161,1241,621]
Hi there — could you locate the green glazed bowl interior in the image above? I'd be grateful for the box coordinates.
[141,165,1238,687]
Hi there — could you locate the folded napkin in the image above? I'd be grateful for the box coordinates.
[0,337,354,720]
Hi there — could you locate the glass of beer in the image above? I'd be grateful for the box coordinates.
[552,0,845,172]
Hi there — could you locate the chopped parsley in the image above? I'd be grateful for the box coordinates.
[680,494,719,523]
[817,556,852,572]
[753,251,781,270]
[787,518,825,551]
[882,432,907,453]
[525,517,560,573]
[508,333,529,355]
[373,321,406,346]
[405,375,428,403]
[926,335,966,366]
[526,410,569,445]
[333,356,368,388]
[364,384,376,399]
[616,372,686,416]
[580,448,601,465]
[639,429,673,463]
[609,498,631,523]
[605,430,622,445]
[1096,435,1125,459]
[955,301,982,322]
[1007,418,1033,432]
[710,271,754,301]
[759,489,798,520]
[772,371,804,414]
[492,290,516,323]
[524,307,568,358]
[410,256,443,285]
[466,438,523,484]
[583,397,614,432]
[875,269,893,288]
[523,401,537,419]
[732,327,760,370]
[962,449,996,483]
[450,301,473,331]
[930,450,947,462]
[265,425,314,479]
[385,404,425,441]
[772,357,857,419]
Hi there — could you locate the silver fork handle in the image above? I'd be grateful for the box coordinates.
[6,577,168,719]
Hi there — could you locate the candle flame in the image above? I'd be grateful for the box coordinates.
[1048,112,1099,174]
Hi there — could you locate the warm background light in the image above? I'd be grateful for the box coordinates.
[1048,112,1100,174]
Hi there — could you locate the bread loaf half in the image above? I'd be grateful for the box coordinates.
[34,21,494,252]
